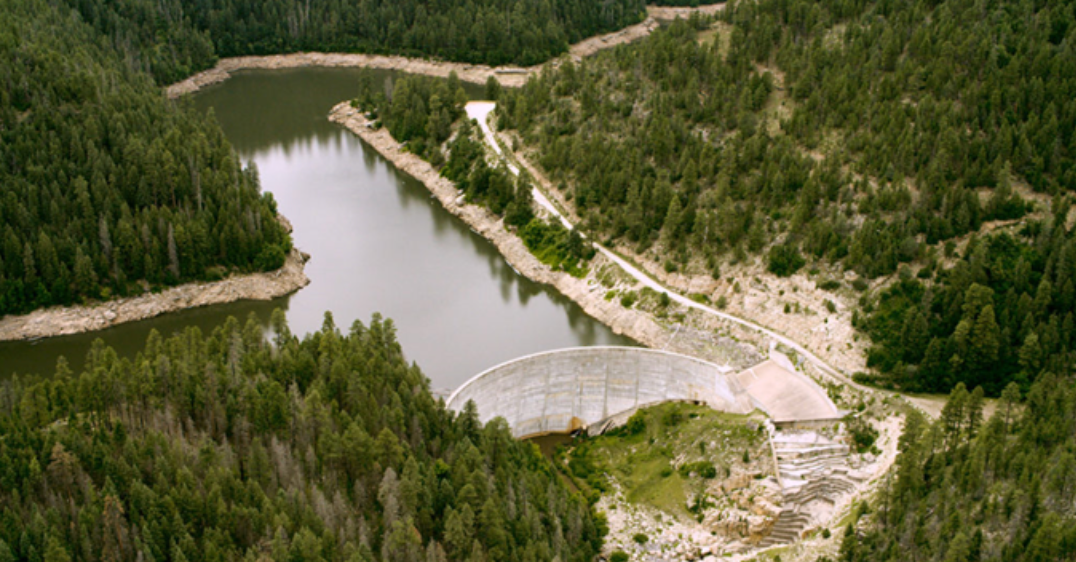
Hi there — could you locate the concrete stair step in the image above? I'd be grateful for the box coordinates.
[780,461,842,476]
[773,442,847,452]
[778,448,848,460]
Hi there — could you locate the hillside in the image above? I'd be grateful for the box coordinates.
[0,0,291,316]
[494,0,1076,394]
[0,312,604,561]
[64,0,648,85]
[830,378,1076,562]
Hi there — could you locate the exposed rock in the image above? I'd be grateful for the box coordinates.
[0,231,309,341]
[747,514,774,541]
[719,472,751,494]
[329,103,684,353]
[165,6,716,99]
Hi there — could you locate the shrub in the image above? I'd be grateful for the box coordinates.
[767,243,806,277]
[679,461,718,479]
[204,266,227,281]
[255,244,287,271]
[845,415,878,453]
[661,409,683,427]
[632,533,649,544]
[519,218,593,277]
[620,291,638,308]
[818,279,842,291]
[624,411,646,436]
[610,552,630,562]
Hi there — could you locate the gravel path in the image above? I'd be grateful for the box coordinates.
[466,101,853,388]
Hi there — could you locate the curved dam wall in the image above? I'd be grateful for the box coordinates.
[446,347,755,438]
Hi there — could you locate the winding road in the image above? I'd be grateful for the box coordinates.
[465,101,852,388]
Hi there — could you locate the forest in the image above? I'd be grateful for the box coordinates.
[0,0,291,316]
[352,71,593,277]
[0,311,604,561]
[495,0,1076,394]
[65,0,648,85]
[830,377,1076,562]
[861,207,1076,396]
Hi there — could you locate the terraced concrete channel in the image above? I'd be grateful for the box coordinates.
[758,432,866,547]
[447,347,863,548]
[452,103,870,551]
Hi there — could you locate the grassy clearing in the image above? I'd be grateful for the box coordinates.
[558,402,771,518]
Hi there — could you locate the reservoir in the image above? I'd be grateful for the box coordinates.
[0,67,632,390]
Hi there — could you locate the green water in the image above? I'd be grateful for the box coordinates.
[0,67,632,390]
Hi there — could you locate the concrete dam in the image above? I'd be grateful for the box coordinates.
[445,347,840,438]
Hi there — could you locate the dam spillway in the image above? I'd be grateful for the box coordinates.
[446,347,751,438]
[445,347,842,438]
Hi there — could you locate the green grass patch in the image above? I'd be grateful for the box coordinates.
[558,403,769,518]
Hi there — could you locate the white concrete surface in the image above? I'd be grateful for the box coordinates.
[734,360,840,423]
[446,347,754,438]
[447,347,842,438]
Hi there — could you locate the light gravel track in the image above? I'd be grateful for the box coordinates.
[465,101,853,388]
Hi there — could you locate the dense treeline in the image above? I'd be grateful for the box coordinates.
[354,71,470,167]
[862,204,1076,395]
[500,17,797,277]
[498,0,1075,392]
[499,0,1075,277]
[67,0,648,85]
[0,312,604,561]
[831,377,1076,562]
[352,75,593,276]
[0,0,290,316]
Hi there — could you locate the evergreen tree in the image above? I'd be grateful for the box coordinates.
[0,313,605,561]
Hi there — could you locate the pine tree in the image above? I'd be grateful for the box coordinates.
[967,305,1000,389]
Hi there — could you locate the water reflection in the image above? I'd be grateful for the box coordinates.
[0,297,289,378]
[0,67,632,388]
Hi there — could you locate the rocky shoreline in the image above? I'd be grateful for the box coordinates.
[14,1,719,347]
[164,3,732,99]
[0,236,310,342]
[329,103,682,352]
[166,51,534,98]
[164,16,659,98]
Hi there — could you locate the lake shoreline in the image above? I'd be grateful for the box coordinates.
[0,220,310,342]
[329,103,675,352]
[164,3,731,99]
